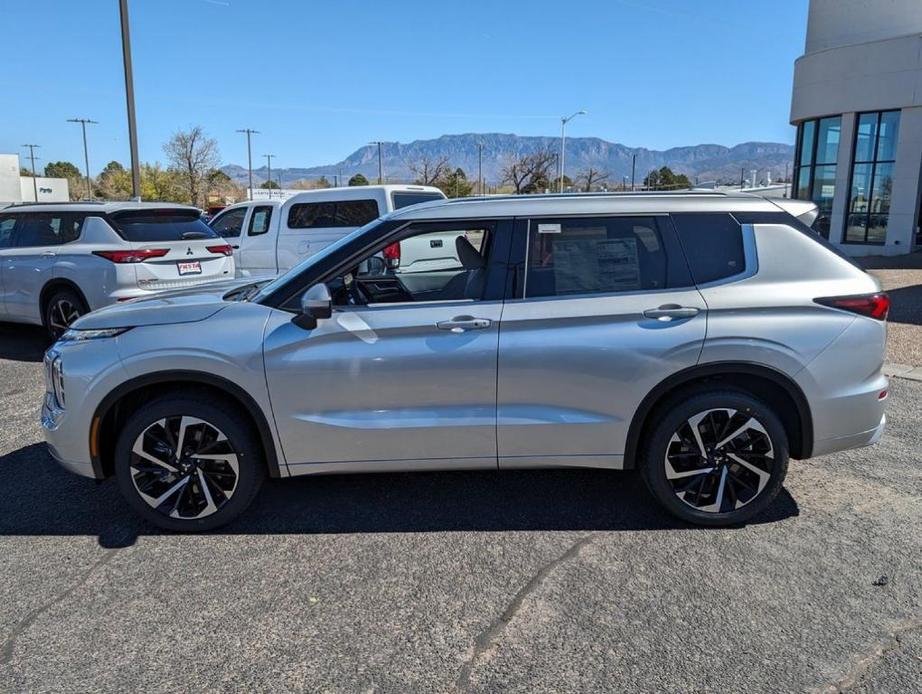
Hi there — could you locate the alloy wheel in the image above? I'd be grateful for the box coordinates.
[129,416,239,520]
[48,298,82,339]
[664,408,774,514]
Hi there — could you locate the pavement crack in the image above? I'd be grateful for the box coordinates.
[455,534,595,692]
[819,615,922,693]
[0,549,120,665]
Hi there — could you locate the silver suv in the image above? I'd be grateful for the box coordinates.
[41,192,889,531]
[0,202,235,338]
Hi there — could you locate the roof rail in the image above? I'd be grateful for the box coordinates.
[442,190,731,204]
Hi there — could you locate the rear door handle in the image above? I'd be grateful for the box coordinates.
[42,251,56,257]
[436,316,492,333]
[643,304,700,321]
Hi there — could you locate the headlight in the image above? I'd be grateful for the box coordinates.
[59,327,131,342]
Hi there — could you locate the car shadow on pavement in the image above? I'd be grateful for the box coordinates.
[0,443,799,548]
[0,323,49,363]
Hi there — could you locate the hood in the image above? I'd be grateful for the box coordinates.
[71,279,264,330]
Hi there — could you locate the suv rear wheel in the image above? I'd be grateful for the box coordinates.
[114,395,265,532]
[43,288,88,340]
[641,390,789,526]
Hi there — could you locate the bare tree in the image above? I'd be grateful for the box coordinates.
[500,150,557,194]
[578,167,609,192]
[407,155,450,186]
[163,126,220,206]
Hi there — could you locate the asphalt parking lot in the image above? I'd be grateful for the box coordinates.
[0,323,920,693]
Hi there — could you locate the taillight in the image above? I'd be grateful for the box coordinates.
[815,292,890,320]
[383,242,401,269]
[93,249,169,263]
[206,244,234,256]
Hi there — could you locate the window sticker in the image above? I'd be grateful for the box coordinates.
[538,223,561,234]
[551,232,640,294]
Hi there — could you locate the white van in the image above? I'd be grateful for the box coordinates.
[208,184,445,277]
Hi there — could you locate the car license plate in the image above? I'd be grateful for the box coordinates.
[177,261,202,276]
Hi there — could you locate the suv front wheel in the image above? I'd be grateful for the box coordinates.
[641,390,789,526]
[114,395,265,532]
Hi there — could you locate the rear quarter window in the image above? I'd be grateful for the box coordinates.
[670,213,746,284]
[108,209,218,242]
[287,200,379,229]
[392,192,445,209]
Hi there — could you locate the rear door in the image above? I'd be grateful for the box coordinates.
[0,214,16,319]
[496,214,706,469]
[107,209,235,292]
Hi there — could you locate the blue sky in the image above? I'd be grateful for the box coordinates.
[0,0,808,172]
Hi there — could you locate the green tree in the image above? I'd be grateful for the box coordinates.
[259,180,280,189]
[97,161,132,200]
[643,166,691,190]
[44,161,81,179]
[437,167,474,198]
[348,173,369,186]
[316,176,331,188]
[19,167,32,176]
[140,163,183,202]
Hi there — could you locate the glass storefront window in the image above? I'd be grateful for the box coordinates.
[844,110,900,244]
[793,115,842,238]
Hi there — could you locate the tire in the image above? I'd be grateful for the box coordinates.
[43,287,88,340]
[114,395,265,532]
[640,389,789,527]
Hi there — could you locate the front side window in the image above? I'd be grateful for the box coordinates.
[845,110,900,244]
[210,207,247,238]
[248,206,273,236]
[524,216,672,298]
[793,115,841,238]
[324,223,494,307]
[288,199,379,229]
[15,213,84,247]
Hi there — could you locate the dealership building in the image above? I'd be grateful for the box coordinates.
[0,154,70,206]
[791,0,922,255]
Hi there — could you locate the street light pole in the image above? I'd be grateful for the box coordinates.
[631,153,636,191]
[369,141,385,184]
[22,144,40,201]
[67,118,98,200]
[237,128,259,200]
[264,154,275,198]
[478,142,484,195]
[559,110,585,193]
[118,0,141,200]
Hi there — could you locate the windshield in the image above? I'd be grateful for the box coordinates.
[251,220,377,303]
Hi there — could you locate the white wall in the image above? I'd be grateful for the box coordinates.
[806,0,922,53]
[19,176,69,203]
[0,154,21,205]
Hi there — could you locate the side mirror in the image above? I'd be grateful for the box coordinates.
[292,283,332,330]
[359,255,387,277]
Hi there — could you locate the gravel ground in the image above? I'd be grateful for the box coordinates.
[862,252,922,367]
[0,326,920,692]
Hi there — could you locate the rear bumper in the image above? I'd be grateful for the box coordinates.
[812,413,886,457]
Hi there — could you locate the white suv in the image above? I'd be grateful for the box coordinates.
[0,202,235,337]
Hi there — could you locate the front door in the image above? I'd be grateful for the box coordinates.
[209,206,248,271]
[263,219,511,471]
[239,204,277,276]
[497,215,706,469]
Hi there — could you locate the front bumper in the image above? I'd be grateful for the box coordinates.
[42,393,98,478]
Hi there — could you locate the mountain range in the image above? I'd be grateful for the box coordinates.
[221,133,795,188]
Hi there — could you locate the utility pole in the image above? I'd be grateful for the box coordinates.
[237,128,259,199]
[784,162,790,198]
[478,142,484,195]
[118,0,141,200]
[559,110,586,192]
[369,141,385,184]
[22,144,40,202]
[631,153,636,191]
[67,118,98,200]
[740,167,745,190]
[264,154,275,198]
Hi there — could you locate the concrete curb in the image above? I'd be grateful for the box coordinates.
[883,363,922,381]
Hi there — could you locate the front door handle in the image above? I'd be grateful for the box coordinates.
[643,304,700,321]
[436,316,492,333]
[42,251,56,257]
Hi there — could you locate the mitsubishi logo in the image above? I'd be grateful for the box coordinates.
[186,247,193,256]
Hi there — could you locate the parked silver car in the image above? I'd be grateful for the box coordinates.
[41,192,889,531]
[0,202,235,338]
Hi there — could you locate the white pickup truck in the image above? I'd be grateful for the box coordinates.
[208,184,447,277]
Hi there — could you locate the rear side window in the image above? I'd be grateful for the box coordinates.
[671,213,745,284]
[14,212,85,247]
[209,207,247,238]
[108,209,218,242]
[287,199,379,229]
[0,215,18,247]
[392,192,444,209]
[524,216,683,298]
